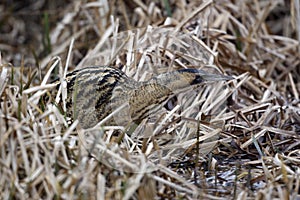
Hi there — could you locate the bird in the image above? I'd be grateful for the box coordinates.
[50,66,232,129]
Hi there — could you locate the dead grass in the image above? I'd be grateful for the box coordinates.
[1,0,300,199]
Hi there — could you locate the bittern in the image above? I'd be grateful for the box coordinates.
[51,66,231,128]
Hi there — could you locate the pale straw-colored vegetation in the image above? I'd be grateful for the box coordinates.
[0,1,299,199]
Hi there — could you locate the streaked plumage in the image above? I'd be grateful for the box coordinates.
[52,66,231,128]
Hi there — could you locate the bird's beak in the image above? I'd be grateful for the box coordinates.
[201,73,233,82]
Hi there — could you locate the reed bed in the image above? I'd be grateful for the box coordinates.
[0,0,299,199]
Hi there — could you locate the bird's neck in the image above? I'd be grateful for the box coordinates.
[148,70,201,93]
